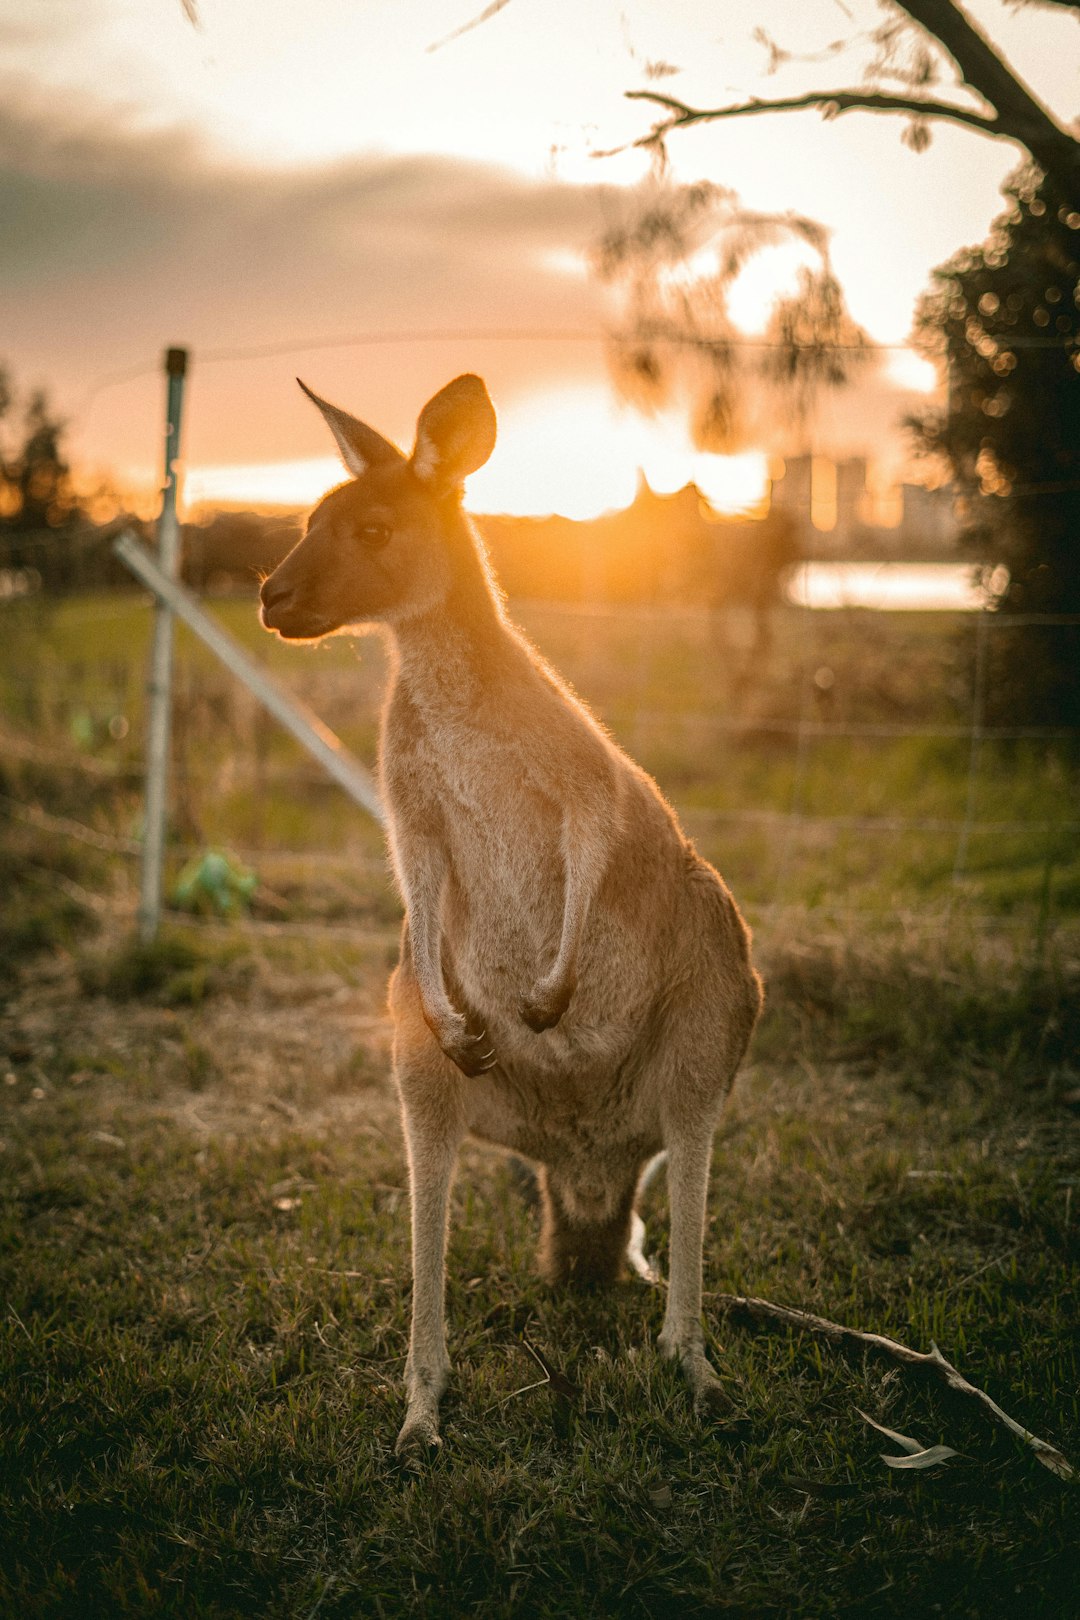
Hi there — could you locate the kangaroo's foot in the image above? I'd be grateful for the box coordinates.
[395,1363,449,1464]
[658,1322,736,1421]
[395,1408,442,1464]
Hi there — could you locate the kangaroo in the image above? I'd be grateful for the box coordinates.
[259,375,763,1458]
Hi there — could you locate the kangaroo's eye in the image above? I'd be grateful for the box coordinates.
[359,521,391,549]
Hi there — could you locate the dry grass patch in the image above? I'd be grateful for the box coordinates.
[2,910,1078,1619]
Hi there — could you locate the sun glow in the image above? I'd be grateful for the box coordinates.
[725,240,822,334]
[185,457,345,511]
[468,388,637,520]
[182,387,772,523]
[885,350,940,393]
[469,387,771,520]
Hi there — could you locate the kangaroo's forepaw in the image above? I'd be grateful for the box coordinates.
[520,977,574,1033]
[429,1009,497,1076]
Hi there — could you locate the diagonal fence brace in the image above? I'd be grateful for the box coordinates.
[113,529,385,826]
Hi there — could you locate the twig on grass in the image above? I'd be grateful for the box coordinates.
[944,1244,1021,1297]
[481,1332,581,1416]
[7,1307,34,1344]
[182,1233,221,1275]
[712,1293,1075,1481]
[481,1337,552,1415]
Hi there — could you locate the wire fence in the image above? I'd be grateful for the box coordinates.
[3,324,1078,944]
[2,588,1078,942]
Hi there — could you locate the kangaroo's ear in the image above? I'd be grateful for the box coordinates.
[411,375,497,493]
[297,379,404,479]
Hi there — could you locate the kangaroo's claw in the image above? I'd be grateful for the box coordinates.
[442,1021,498,1077]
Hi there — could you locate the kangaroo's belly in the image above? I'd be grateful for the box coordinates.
[454,930,670,1165]
[461,1038,664,1170]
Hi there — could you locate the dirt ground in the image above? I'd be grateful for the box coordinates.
[1,921,404,1147]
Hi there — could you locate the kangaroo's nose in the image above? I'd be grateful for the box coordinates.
[260,575,291,612]
[259,575,297,631]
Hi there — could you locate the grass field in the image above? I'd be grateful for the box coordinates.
[1,590,1078,1616]
[3,589,1078,920]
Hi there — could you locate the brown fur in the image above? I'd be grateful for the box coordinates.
[537,1162,642,1288]
[260,375,763,1457]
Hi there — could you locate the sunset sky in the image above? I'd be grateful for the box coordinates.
[3,0,1079,518]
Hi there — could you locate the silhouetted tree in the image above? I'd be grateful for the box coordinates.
[912,171,1080,726]
[621,3,1080,723]
[0,365,83,581]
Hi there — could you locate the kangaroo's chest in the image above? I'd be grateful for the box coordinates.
[389,713,563,922]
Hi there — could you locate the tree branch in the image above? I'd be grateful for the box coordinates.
[895,2,1065,125]
[714,1293,1076,1480]
[626,86,1004,144]
[627,3,1080,205]
[426,0,513,54]
[892,1,1080,194]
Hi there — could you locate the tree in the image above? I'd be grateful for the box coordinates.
[381,0,1080,689]
[0,364,87,588]
[592,176,871,456]
[630,2,1080,212]
[0,369,79,531]
[911,171,1080,725]
[627,3,1080,726]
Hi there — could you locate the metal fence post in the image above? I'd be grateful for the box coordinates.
[137,347,188,942]
[952,608,989,889]
[113,531,385,825]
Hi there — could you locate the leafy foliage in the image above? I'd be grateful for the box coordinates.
[0,366,80,538]
[912,171,1080,726]
[594,175,870,454]
[0,362,102,594]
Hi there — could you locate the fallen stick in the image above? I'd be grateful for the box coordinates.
[712,1293,1075,1482]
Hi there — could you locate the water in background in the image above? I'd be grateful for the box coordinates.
[788,562,984,612]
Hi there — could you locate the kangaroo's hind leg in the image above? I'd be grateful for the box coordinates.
[654,933,761,1417]
[390,960,466,1460]
[657,1122,733,1417]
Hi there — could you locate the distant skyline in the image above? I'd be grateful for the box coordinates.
[3,0,1078,516]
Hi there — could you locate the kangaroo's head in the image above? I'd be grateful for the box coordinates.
[260,374,497,641]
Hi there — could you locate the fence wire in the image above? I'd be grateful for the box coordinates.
[2,593,1078,939]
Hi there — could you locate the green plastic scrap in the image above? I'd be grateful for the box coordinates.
[171,849,257,917]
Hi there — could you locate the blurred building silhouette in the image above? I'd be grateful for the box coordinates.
[481,476,800,609]
[481,459,956,606]
[6,456,957,601]
[772,455,957,560]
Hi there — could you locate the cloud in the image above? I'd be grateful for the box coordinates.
[0,85,932,482]
[0,0,108,51]
[0,87,623,467]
